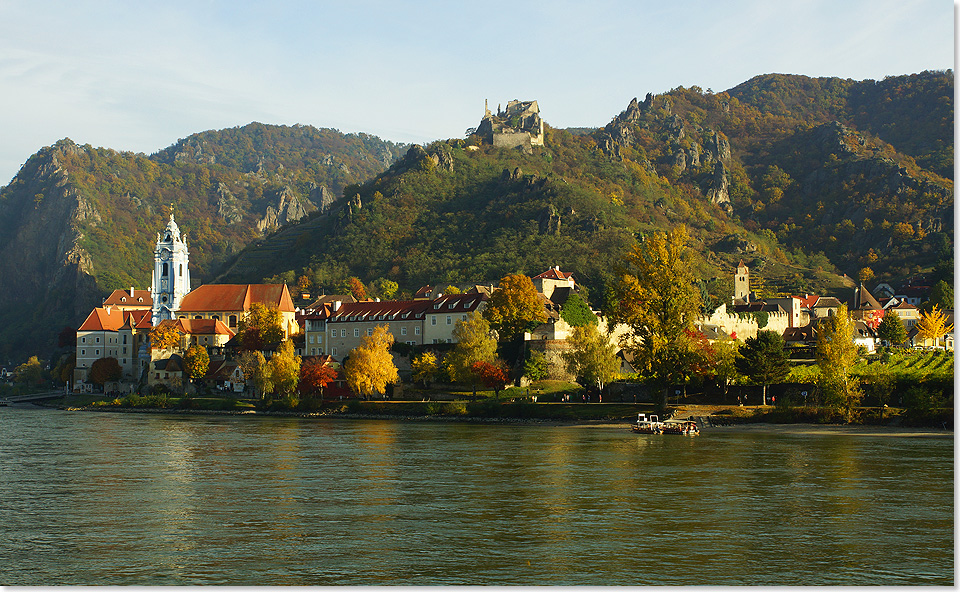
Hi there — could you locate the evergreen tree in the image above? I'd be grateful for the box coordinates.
[735,330,789,405]
[877,310,908,345]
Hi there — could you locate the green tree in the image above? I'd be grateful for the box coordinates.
[559,293,598,327]
[921,280,954,314]
[238,303,285,351]
[182,344,210,386]
[373,277,399,300]
[816,304,862,420]
[735,330,790,405]
[483,274,547,341]
[877,310,908,345]
[561,324,620,392]
[238,350,271,398]
[523,350,549,382]
[609,225,702,406]
[344,325,399,398]
[711,337,741,402]
[445,313,498,385]
[88,357,121,386]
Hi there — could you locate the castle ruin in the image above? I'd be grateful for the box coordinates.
[475,99,544,150]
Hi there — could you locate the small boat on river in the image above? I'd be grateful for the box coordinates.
[632,413,699,435]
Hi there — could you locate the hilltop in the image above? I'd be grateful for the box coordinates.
[0,71,951,361]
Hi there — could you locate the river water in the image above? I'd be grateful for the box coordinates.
[0,405,953,585]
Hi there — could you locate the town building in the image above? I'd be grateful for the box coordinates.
[75,307,152,383]
[176,283,299,338]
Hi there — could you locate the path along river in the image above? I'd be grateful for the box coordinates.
[0,405,953,585]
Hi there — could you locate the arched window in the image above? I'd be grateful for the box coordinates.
[162,262,168,276]
[179,264,183,277]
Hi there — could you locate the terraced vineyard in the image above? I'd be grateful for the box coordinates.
[856,349,954,381]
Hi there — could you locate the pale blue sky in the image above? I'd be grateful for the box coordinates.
[0,0,953,184]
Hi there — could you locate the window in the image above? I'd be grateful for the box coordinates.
[309,335,315,344]
[341,329,347,337]
[354,328,360,337]
[96,337,100,343]
[123,335,127,344]
[401,327,407,335]
[179,264,183,277]
[81,337,86,343]
[96,349,100,356]
[415,327,420,335]
[462,315,468,321]
[431,317,437,326]
[446,316,452,325]
[81,349,85,356]
[229,315,238,327]
[332,347,338,356]
[317,335,322,344]
[367,328,373,336]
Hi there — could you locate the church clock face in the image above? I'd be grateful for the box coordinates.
[160,249,171,261]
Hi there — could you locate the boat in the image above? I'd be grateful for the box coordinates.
[632,413,699,435]
[0,399,9,407]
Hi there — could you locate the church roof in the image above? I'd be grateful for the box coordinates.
[156,318,235,337]
[178,284,296,314]
[852,284,883,311]
[78,308,151,332]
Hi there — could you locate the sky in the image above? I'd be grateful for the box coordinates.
[0,0,953,184]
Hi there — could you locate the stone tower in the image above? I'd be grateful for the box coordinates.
[734,260,750,303]
[151,212,191,325]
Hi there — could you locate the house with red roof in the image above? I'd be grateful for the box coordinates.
[75,307,152,385]
[176,283,298,338]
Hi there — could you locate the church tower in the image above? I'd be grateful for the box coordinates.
[151,212,191,325]
[734,260,750,303]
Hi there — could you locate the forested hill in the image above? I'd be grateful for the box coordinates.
[219,71,952,309]
[0,123,406,361]
[0,71,951,364]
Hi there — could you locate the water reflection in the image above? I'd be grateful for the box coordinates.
[0,408,952,586]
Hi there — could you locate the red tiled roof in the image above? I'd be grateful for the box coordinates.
[156,318,236,337]
[178,284,295,313]
[533,267,574,281]
[327,293,487,323]
[103,289,153,307]
[78,308,151,332]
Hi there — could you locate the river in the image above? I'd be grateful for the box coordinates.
[0,405,953,585]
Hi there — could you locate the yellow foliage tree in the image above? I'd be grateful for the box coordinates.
[411,351,439,386]
[150,323,183,350]
[344,325,399,398]
[916,305,953,350]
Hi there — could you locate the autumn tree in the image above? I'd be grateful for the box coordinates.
[471,360,510,399]
[483,274,547,341]
[736,330,790,405]
[182,344,210,386]
[561,324,620,392]
[411,351,439,387]
[609,225,702,406]
[444,313,497,384]
[816,304,862,420]
[268,339,301,397]
[299,359,338,399]
[88,357,121,386]
[523,350,549,382]
[344,325,399,398]
[150,323,183,350]
[372,277,399,300]
[238,350,271,398]
[346,277,368,301]
[238,303,285,351]
[297,275,312,295]
[877,310,908,345]
[916,304,953,350]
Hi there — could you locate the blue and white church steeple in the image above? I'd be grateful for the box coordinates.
[151,211,191,325]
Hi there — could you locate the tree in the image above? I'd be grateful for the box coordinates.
[471,360,510,399]
[88,357,121,386]
[736,330,790,405]
[268,339,301,397]
[483,274,547,341]
[238,350,271,398]
[921,280,954,314]
[523,350,549,382]
[372,277,399,300]
[411,351,439,387]
[444,313,497,384]
[877,310,908,345]
[182,344,210,386]
[238,303,285,351]
[561,324,620,392]
[297,274,312,295]
[344,325,399,398]
[559,293,598,327]
[300,359,338,399]
[711,337,741,402]
[609,225,702,406]
[916,304,953,350]
[150,323,183,350]
[816,304,862,420]
[346,277,368,301]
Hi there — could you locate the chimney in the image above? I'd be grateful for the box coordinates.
[130,286,135,297]
[333,301,341,311]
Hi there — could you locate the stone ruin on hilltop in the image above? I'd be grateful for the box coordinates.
[474,99,544,151]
